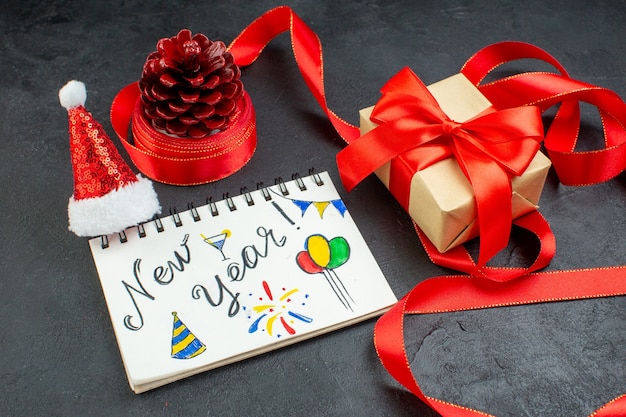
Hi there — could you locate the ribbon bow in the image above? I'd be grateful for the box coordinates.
[337,67,544,268]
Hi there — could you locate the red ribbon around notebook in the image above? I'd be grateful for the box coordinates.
[114,7,626,416]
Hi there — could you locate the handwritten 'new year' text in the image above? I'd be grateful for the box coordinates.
[121,234,191,331]
[119,227,287,331]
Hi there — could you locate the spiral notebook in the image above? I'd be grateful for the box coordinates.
[88,171,397,393]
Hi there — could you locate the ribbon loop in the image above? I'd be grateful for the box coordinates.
[337,67,544,270]
[416,210,556,282]
[461,41,626,186]
[338,67,543,191]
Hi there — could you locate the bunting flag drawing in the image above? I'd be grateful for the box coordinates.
[271,189,347,218]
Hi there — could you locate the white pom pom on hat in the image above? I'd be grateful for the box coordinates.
[59,80,87,110]
[59,80,161,237]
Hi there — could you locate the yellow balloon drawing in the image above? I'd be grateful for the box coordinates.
[307,235,330,268]
[306,234,330,268]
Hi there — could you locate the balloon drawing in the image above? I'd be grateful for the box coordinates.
[296,234,354,311]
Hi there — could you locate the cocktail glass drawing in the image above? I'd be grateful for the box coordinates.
[201,229,231,261]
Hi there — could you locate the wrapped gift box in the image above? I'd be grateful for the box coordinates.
[359,73,552,253]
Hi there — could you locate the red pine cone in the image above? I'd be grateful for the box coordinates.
[139,29,244,139]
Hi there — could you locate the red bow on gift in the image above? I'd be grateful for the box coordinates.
[337,67,544,268]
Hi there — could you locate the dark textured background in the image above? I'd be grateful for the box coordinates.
[1,1,625,416]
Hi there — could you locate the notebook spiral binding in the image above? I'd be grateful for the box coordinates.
[100,168,324,249]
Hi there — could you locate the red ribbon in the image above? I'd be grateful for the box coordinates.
[228,5,360,144]
[416,210,556,282]
[110,82,256,186]
[374,265,626,417]
[371,41,626,416]
[130,9,625,415]
[461,41,626,186]
[337,67,544,269]
[220,7,553,276]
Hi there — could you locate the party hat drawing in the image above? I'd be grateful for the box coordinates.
[171,312,206,359]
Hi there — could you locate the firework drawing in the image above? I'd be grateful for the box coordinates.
[246,281,313,338]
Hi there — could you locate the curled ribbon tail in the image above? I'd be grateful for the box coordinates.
[228,6,292,66]
[228,5,360,144]
[452,141,513,269]
[461,42,626,186]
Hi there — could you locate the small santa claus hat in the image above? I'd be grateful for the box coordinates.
[59,80,161,237]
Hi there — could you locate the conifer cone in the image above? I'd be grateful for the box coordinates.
[139,29,244,139]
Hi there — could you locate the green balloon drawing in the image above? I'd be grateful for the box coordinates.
[327,236,350,269]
